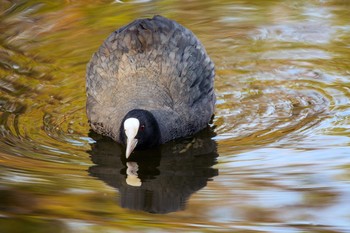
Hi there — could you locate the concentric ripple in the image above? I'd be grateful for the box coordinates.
[1,1,350,231]
[1,0,348,168]
[213,66,346,152]
[0,48,90,168]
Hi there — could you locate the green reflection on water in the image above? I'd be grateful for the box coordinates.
[1,0,350,232]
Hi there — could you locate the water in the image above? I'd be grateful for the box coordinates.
[1,0,350,232]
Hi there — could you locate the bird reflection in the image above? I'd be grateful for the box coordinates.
[87,127,219,214]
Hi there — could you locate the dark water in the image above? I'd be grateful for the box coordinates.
[1,0,350,232]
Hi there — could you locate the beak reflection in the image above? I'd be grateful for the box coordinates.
[126,162,141,187]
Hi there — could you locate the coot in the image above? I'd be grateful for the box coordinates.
[86,15,215,158]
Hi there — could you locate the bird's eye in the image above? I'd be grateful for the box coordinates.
[140,124,145,131]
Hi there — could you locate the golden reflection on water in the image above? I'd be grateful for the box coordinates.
[0,0,350,232]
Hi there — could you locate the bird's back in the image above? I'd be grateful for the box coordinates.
[86,15,215,143]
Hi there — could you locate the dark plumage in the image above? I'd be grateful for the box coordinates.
[119,109,161,149]
[86,15,215,157]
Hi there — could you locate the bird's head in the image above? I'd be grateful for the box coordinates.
[120,109,161,158]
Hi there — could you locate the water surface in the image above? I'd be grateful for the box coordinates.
[1,0,350,232]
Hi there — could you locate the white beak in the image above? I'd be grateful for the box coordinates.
[124,118,140,158]
[126,137,138,158]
